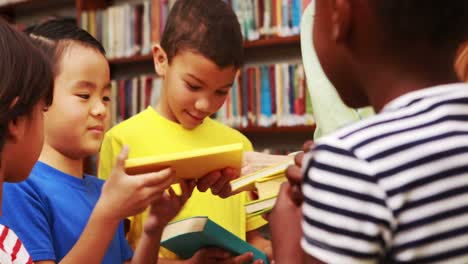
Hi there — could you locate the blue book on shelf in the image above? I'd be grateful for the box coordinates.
[161,216,269,264]
[261,65,272,119]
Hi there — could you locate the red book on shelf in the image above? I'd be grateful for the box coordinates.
[269,65,276,118]
[151,0,161,43]
[119,79,126,122]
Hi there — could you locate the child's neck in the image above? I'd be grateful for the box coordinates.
[39,144,84,179]
[360,58,459,112]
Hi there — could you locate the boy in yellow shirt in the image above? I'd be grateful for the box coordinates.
[98,0,270,263]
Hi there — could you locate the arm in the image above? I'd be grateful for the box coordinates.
[131,180,195,264]
[45,147,175,264]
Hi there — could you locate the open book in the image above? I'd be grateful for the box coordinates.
[230,159,294,192]
[244,174,287,217]
[125,143,243,179]
[161,216,269,263]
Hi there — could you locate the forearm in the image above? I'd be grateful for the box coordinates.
[131,230,162,264]
[59,201,120,264]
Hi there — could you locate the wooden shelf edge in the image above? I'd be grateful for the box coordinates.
[238,125,315,133]
[109,36,300,66]
[244,35,300,48]
[0,0,73,13]
[108,54,153,65]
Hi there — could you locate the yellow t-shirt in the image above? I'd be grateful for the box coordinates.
[98,107,266,258]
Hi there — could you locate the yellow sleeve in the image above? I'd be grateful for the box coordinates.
[241,135,269,231]
[98,131,122,180]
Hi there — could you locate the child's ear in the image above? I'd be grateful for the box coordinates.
[332,0,352,42]
[6,98,26,143]
[152,44,168,77]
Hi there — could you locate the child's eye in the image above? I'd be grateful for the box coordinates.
[186,82,201,91]
[215,90,229,96]
[77,94,90,99]
[103,96,111,102]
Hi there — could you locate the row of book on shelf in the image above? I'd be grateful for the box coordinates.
[109,62,314,128]
[79,0,310,59]
[234,0,311,41]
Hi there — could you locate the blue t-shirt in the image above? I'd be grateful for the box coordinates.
[0,161,133,263]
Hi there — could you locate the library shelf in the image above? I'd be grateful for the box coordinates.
[238,125,315,133]
[0,0,73,13]
[108,36,300,66]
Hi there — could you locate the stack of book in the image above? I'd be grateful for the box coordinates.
[230,159,294,217]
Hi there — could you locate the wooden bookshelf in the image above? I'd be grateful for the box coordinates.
[244,35,300,49]
[108,36,301,66]
[108,54,153,65]
[239,125,315,133]
[0,0,73,14]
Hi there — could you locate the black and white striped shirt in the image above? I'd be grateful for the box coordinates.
[302,83,468,264]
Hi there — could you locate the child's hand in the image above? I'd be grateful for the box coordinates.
[99,146,176,220]
[286,140,314,206]
[269,182,304,264]
[196,167,239,198]
[143,179,196,235]
[186,248,264,264]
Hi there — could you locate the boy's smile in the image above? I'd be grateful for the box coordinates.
[154,49,237,130]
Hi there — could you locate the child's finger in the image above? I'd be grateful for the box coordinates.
[113,145,129,171]
[228,252,255,264]
[197,170,221,192]
[138,167,175,187]
[294,151,304,167]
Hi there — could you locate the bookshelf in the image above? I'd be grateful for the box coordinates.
[1,0,315,157]
[108,36,301,66]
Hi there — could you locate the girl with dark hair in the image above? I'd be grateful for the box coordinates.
[0,18,195,264]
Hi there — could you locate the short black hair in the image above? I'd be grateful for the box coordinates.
[0,18,54,152]
[160,0,244,68]
[24,18,106,76]
[373,0,468,52]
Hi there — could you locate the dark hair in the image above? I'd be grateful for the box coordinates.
[0,18,54,152]
[24,18,106,76]
[373,1,468,52]
[160,0,244,68]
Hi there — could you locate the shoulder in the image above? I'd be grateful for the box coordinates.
[107,109,152,137]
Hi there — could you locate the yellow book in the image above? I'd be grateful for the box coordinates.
[255,174,287,199]
[125,143,243,179]
[245,194,277,217]
[230,159,294,192]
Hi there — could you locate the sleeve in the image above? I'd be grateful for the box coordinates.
[117,221,134,261]
[98,130,123,180]
[301,142,392,264]
[241,136,269,231]
[0,181,56,262]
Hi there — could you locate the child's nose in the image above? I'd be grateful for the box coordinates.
[194,97,211,112]
[91,101,107,117]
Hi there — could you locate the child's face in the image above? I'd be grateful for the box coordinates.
[44,45,111,159]
[313,0,368,108]
[3,102,45,182]
[157,50,237,130]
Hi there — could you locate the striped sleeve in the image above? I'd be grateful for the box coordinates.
[0,225,33,264]
[301,142,394,264]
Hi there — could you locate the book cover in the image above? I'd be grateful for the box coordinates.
[125,143,243,179]
[161,216,269,263]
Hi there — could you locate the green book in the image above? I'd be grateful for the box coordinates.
[161,216,269,263]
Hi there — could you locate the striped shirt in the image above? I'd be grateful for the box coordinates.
[302,83,468,264]
[0,225,32,264]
